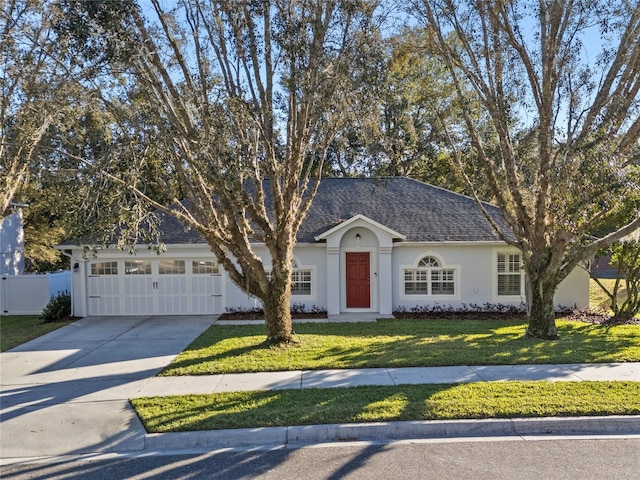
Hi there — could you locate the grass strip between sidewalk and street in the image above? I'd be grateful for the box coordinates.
[131,381,640,433]
[161,319,640,375]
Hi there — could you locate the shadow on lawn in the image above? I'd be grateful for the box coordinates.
[134,385,449,432]
[133,382,640,433]
[161,320,640,375]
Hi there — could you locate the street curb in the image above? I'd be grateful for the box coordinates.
[144,415,640,450]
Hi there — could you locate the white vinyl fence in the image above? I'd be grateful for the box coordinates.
[0,271,71,315]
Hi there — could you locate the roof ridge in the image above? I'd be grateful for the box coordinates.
[318,176,502,210]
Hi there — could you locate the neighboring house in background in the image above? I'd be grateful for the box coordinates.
[0,207,73,315]
[58,177,589,317]
[0,209,25,276]
[591,227,640,279]
[591,255,618,279]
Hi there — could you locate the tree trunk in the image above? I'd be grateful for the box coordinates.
[526,276,559,340]
[263,271,294,345]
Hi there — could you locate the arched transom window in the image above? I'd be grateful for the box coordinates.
[404,256,455,295]
[418,256,440,268]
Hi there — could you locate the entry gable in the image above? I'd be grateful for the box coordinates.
[314,214,406,243]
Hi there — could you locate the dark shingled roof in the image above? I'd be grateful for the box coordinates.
[154,177,512,244]
[300,177,510,242]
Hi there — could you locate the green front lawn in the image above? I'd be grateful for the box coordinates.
[0,315,74,352]
[132,381,640,432]
[161,319,640,376]
[590,278,638,317]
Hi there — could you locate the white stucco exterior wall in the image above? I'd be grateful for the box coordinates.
[223,244,329,312]
[392,243,514,310]
[65,236,589,317]
[554,264,590,309]
[391,243,590,311]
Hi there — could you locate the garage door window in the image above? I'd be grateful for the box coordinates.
[159,260,185,274]
[91,261,118,275]
[125,260,152,275]
[192,261,219,274]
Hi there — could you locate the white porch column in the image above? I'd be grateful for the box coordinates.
[378,246,393,314]
[326,246,340,314]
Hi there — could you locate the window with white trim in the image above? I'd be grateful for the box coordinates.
[91,261,118,275]
[291,269,312,295]
[266,260,314,296]
[159,259,185,275]
[404,256,455,296]
[125,260,152,275]
[192,260,219,275]
[497,252,523,296]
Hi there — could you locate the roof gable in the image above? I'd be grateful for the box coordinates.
[314,213,406,241]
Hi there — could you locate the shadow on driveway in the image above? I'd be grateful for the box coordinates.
[0,315,216,458]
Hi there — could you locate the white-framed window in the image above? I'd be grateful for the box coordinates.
[291,269,312,295]
[192,260,219,275]
[159,259,185,275]
[401,254,459,299]
[265,258,316,298]
[125,260,152,275]
[497,252,523,296]
[91,261,118,276]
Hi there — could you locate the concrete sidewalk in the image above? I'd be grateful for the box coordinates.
[1,315,639,463]
[134,362,640,397]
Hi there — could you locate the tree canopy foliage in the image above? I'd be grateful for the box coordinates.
[52,0,380,343]
[1,0,59,217]
[416,0,640,338]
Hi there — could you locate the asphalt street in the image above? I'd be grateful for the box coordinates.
[2,437,640,480]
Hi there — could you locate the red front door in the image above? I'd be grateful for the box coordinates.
[346,252,370,308]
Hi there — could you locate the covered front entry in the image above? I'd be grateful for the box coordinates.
[315,214,405,315]
[346,252,371,308]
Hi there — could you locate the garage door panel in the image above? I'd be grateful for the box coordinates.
[89,296,121,316]
[157,276,187,295]
[88,258,223,316]
[124,277,154,295]
[157,276,188,314]
[89,276,119,295]
[88,275,121,315]
[123,275,154,315]
[190,274,223,314]
[157,296,188,314]
[123,295,155,315]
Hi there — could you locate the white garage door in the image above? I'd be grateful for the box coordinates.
[88,259,223,316]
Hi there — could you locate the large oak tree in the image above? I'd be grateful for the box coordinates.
[416,0,640,339]
[60,0,378,343]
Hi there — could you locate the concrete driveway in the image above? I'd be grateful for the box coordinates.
[0,315,216,459]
